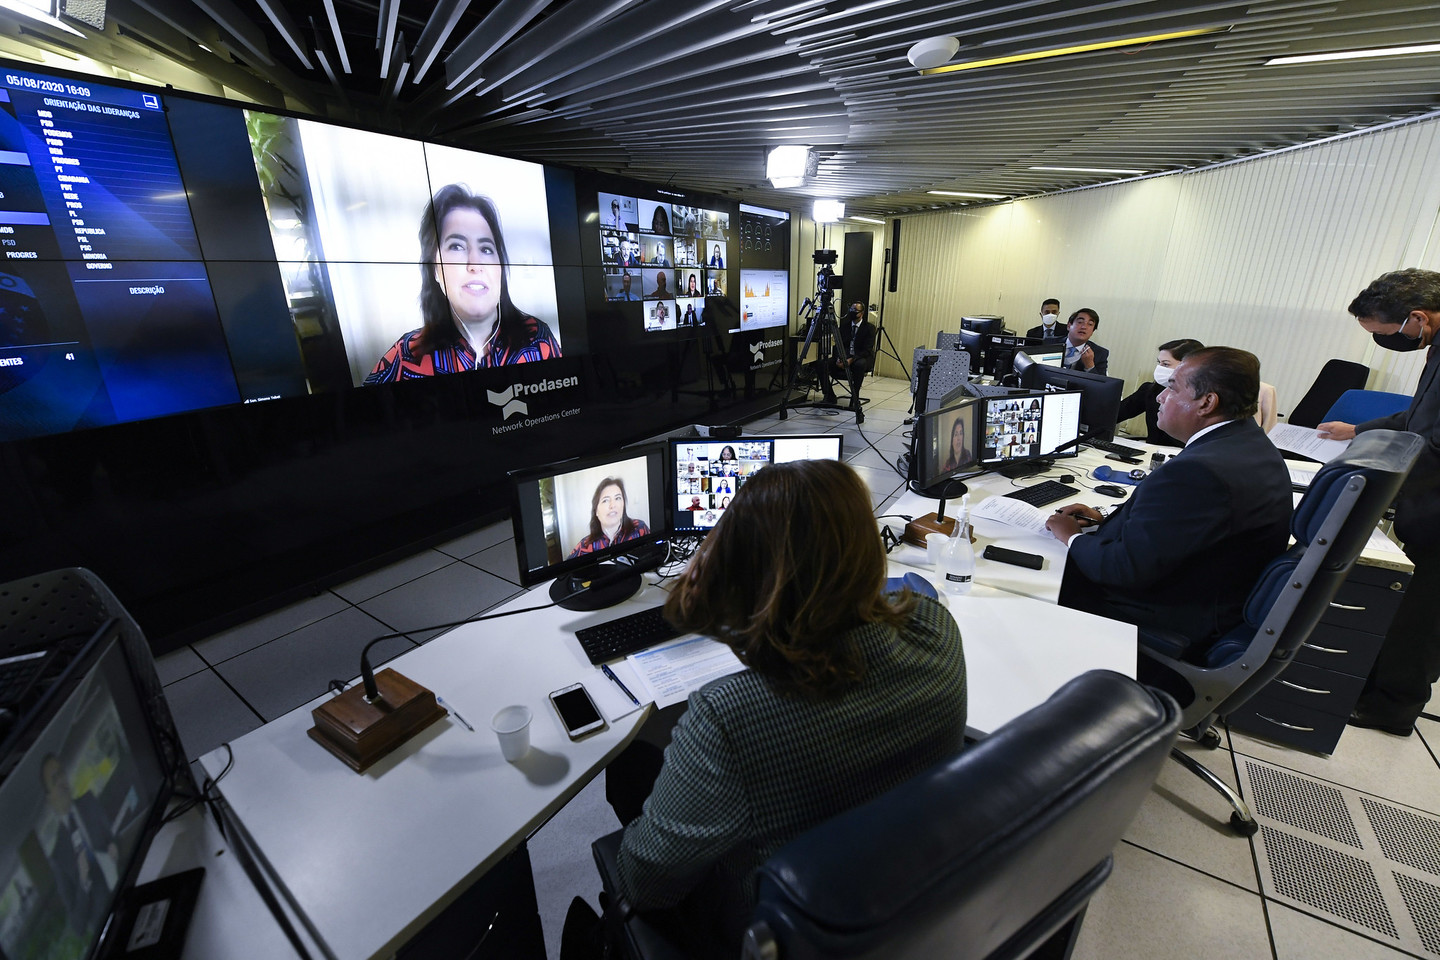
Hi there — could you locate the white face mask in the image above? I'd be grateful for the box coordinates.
[1041,312,1058,325]
[1154,364,1176,386]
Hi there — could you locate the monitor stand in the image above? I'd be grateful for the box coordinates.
[902,478,970,546]
[550,561,643,611]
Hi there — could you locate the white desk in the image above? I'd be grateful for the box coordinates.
[880,440,1152,603]
[198,583,658,960]
[197,475,1141,958]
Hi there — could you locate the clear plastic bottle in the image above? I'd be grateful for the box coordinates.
[940,503,974,596]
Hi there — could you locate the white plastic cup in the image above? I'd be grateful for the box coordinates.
[491,705,532,762]
[925,532,948,566]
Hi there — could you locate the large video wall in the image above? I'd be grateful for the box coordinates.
[0,61,790,646]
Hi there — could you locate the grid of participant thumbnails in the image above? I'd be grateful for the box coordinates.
[599,193,730,332]
[983,397,1043,460]
[673,441,768,529]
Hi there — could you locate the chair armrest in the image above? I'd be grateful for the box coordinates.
[591,831,691,960]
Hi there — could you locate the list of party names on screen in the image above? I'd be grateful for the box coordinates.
[1,71,200,266]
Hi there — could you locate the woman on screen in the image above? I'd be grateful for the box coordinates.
[366,185,561,383]
[709,243,724,268]
[686,273,701,296]
[940,416,972,475]
[568,477,651,558]
[584,460,966,957]
[718,445,737,461]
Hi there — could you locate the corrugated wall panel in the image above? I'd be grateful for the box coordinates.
[874,115,1440,412]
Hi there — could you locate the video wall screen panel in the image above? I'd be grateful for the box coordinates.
[0,56,793,645]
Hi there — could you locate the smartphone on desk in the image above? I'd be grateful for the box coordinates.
[550,683,608,739]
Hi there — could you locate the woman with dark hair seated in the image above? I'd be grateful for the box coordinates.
[1116,337,1205,446]
[366,184,560,383]
[565,459,966,959]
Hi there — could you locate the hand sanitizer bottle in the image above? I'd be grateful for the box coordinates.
[941,498,974,595]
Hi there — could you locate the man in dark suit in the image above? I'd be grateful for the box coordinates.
[1025,297,1065,340]
[1060,307,1109,376]
[822,301,877,418]
[1317,268,1440,736]
[1046,347,1292,655]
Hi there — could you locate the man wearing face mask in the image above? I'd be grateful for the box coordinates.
[1317,268,1440,737]
[1116,338,1205,446]
[1025,298,1065,340]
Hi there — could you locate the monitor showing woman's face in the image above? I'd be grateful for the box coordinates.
[433,206,501,326]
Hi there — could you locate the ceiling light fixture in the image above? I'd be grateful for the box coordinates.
[1265,43,1440,66]
[919,25,1227,76]
[767,144,815,188]
[849,215,884,224]
[928,190,1009,199]
[907,36,960,70]
[813,199,845,222]
[1030,166,1147,175]
[0,0,85,36]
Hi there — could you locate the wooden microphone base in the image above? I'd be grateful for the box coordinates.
[903,512,957,546]
[308,669,447,773]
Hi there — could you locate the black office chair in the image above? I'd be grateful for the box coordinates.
[1136,429,1421,834]
[1287,358,1370,427]
[592,670,1180,960]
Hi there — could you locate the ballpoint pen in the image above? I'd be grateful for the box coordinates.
[436,696,475,731]
[601,663,640,706]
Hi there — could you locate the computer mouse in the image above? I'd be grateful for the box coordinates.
[1094,484,1127,498]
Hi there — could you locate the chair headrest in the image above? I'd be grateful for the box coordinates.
[752,671,1179,959]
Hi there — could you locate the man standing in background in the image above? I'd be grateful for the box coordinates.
[1318,268,1440,736]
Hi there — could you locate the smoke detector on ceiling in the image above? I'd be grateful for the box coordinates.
[907,36,959,70]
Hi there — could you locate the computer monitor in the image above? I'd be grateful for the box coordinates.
[984,334,1047,378]
[669,434,843,534]
[1018,363,1125,441]
[915,398,982,490]
[961,316,1005,335]
[957,328,989,370]
[510,445,669,609]
[977,390,1083,464]
[0,618,191,960]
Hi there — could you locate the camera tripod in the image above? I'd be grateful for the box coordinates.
[779,252,865,424]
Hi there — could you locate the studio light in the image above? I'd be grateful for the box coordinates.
[767,145,814,188]
[813,199,845,222]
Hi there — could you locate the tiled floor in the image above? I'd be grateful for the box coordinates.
[157,376,1440,960]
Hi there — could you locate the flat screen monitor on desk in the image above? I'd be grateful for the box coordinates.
[957,328,989,370]
[978,391,1082,464]
[510,445,669,610]
[670,434,843,534]
[985,335,1047,378]
[0,619,192,960]
[915,398,982,490]
[1017,361,1125,441]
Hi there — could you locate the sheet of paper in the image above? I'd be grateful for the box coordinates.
[627,636,747,708]
[1365,525,1406,557]
[1267,423,1351,463]
[971,496,1054,536]
[1287,463,1318,488]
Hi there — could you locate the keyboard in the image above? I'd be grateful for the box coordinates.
[1086,438,1146,459]
[1004,480,1081,507]
[575,606,683,665]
